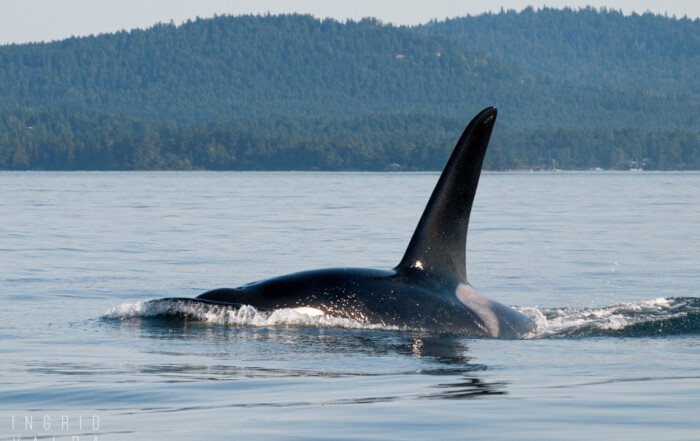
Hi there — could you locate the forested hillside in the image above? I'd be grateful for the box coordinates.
[421,6,700,98]
[1,10,698,170]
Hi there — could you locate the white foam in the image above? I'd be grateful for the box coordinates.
[103,297,691,338]
[102,300,399,331]
[517,297,684,338]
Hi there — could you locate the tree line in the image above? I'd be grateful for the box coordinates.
[3,109,697,171]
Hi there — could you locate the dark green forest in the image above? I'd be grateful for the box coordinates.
[420,7,700,98]
[1,9,698,170]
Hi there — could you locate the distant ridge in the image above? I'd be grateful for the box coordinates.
[0,10,698,170]
[420,6,700,98]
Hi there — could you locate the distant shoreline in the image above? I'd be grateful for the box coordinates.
[4,168,698,173]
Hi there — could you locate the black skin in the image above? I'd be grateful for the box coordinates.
[195,267,534,337]
[160,107,535,337]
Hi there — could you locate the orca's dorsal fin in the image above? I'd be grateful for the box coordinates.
[396,107,497,283]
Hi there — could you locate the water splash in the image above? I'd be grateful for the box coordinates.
[520,297,700,338]
[103,297,700,338]
[103,299,399,331]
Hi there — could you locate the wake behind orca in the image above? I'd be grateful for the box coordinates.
[160,107,534,337]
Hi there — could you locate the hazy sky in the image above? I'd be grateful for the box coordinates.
[1,0,698,45]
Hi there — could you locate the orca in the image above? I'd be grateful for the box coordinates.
[163,107,534,337]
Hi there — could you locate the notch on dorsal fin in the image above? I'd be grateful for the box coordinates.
[396,107,497,283]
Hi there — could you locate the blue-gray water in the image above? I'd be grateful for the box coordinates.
[1,171,699,440]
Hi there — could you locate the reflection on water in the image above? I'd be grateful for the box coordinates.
[97,316,507,402]
[89,293,700,406]
[430,377,506,399]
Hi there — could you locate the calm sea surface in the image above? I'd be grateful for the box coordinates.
[1,171,699,440]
